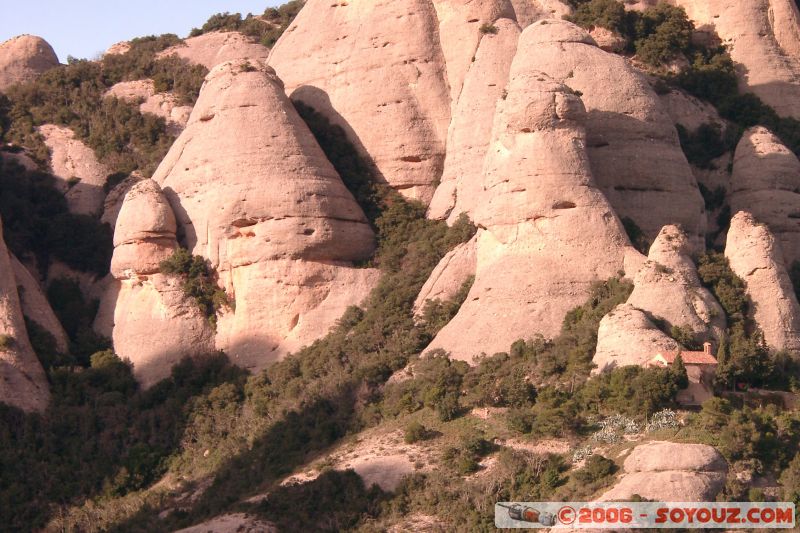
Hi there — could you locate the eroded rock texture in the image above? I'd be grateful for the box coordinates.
[725,211,800,352]
[151,59,378,371]
[600,442,727,501]
[105,79,192,134]
[730,126,800,267]
[673,0,800,119]
[0,218,49,412]
[0,35,58,91]
[157,32,269,70]
[38,124,109,216]
[422,25,642,362]
[269,0,452,203]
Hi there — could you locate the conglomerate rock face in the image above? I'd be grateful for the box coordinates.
[422,24,643,362]
[730,126,800,267]
[0,35,58,91]
[518,20,706,249]
[600,441,727,502]
[157,31,270,70]
[150,59,378,372]
[0,218,50,412]
[99,179,215,387]
[38,124,109,216]
[725,211,800,353]
[672,0,800,119]
[268,0,452,203]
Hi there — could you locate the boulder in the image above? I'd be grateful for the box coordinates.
[0,35,58,91]
[104,41,131,56]
[174,514,276,533]
[103,179,214,387]
[101,174,143,227]
[725,211,800,352]
[730,126,800,267]
[509,0,571,27]
[672,0,800,119]
[626,225,726,342]
[422,25,642,362]
[428,18,521,222]
[593,303,679,372]
[157,31,269,70]
[0,218,49,412]
[413,235,477,315]
[38,124,109,216]
[10,255,69,353]
[268,0,451,203]
[521,20,706,249]
[152,59,379,370]
[600,441,727,501]
[105,80,192,134]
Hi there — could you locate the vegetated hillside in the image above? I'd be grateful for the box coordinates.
[0,0,800,531]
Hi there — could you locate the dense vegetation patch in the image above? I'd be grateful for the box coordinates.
[159,248,230,328]
[0,157,112,275]
[190,1,305,47]
[3,34,205,175]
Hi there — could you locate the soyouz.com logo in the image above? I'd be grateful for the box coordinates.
[495,502,795,529]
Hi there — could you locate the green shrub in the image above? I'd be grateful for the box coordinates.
[159,248,229,327]
[0,334,14,350]
[676,122,739,169]
[780,453,800,507]
[479,23,499,34]
[567,0,628,34]
[189,1,305,48]
[403,421,432,444]
[632,4,693,65]
[573,454,617,484]
[47,277,111,365]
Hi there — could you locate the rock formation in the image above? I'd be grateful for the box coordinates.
[105,79,192,134]
[593,303,679,372]
[0,35,58,91]
[38,124,109,216]
[672,0,800,119]
[174,514,276,533]
[101,179,215,387]
[0,218,49,412]
[428,17,520,222]
[11,255,69,353]
[422,24,642,362]
[627,225,726,339]
[600,441,727,501]
[101,173,143,227]
[509,0,571,27]
[431,0,516,105]
[413,235,477,315]
[268,0,451,203]
[730,126,800,267]
[519,20,706,248]
[151,59,378,371]
[157,32,269,70]
[725,211,800,352]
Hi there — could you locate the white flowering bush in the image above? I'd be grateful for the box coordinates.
[646,408,679,432]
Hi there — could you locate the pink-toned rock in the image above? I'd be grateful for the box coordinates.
[522,20,706,249]
[600,441,727,502]
[725,211,800,352]
[174,513,276,533]
[157,31,269,70]
[428,18,520,222]
[431,0,516,104]
[730,126,800,267]
[152,59,378,370]
[269,0,451,203]
[627,225,726,340]
[413,235,477,315]
[673,0,800,119]
[0,35,58,91]
[105,80,192,134]
[593,303,679,372]
[0,218,49,412]
[38,124,109,216]
[589,26,627,53]
[103,179,214,387]
[1,149,38,171]
[510,0,572,27]
[422,26,643,362]
[104,41,131,56]
[101,174,143,227]
[10,255,69,353]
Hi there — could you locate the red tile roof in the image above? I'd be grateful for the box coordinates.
[658,350,717,365]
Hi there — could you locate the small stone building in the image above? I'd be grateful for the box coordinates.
[648,342,718,406]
